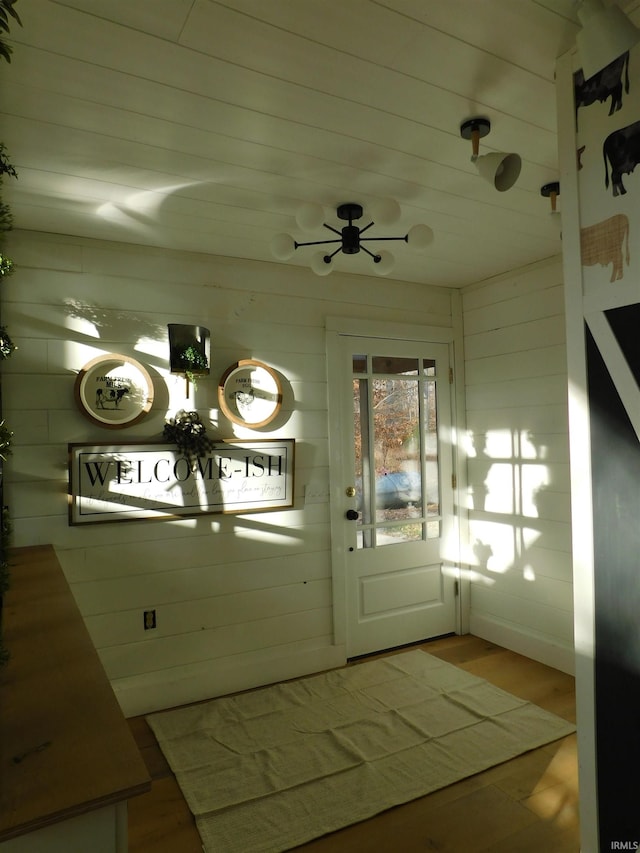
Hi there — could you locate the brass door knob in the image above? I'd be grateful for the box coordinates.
[345,486,356,497]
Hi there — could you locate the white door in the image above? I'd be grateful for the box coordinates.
[329,333,458,658]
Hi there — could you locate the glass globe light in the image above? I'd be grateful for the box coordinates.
[370,198,401,225]
[374,250,395,276]
[310,251,333,276]
[295,202,325,232]
[407,224,434,251]
[270,233,296,260]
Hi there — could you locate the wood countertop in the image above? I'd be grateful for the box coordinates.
[0,545,151,842]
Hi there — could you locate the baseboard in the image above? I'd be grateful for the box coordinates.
[470,612,576,675]
[114,643,347,718]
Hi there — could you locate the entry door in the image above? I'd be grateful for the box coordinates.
[330,334,458,658]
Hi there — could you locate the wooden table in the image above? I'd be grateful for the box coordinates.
[0,545,151,852]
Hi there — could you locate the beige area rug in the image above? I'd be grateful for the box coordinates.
[146,649,575,853]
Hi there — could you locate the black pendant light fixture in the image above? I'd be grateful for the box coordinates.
[271,200,434,276]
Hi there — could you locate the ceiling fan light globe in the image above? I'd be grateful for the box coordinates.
[370,198,401,225]
[270,233,296,260]
[311,251,333,276]
[374,250,395,276]
[407,223,434,251]
[295,202,325,232]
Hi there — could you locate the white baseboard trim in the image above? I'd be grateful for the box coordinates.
[114,644,347,718]
[470,612,576,675]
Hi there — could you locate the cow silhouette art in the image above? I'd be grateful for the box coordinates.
[603,120,640,196]
[96,387,130,409]
[574,52,630,123]
[580,214,629,282]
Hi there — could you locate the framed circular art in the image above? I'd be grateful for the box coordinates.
[74,353,154,429]
[218,359,283,428]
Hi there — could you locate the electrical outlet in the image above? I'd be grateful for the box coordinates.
[143,609,156,630]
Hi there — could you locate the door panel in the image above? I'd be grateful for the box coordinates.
[330,334,457,657]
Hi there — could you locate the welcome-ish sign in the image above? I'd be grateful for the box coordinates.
[68,440,295,525]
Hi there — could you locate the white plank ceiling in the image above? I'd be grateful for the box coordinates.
[0,0,636,287]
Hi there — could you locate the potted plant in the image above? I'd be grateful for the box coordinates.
[173,344,208,386]
[168,324,210,390]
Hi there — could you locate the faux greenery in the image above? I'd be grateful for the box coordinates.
[0,79,18,667]
[0,0,22,64]
[0,253,13,278]
[0,419,12,461]
[0,325,15,359]
[0,142,17,178]
[172,344,209,386]
[163,410,215,467]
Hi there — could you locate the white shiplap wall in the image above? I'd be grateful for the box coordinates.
[462,256,574,673]
[2,228,456,715]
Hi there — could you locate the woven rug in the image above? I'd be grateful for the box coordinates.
[146,649,575,852]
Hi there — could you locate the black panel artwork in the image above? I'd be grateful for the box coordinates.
[605,303,640,377]
[586,322,640,849]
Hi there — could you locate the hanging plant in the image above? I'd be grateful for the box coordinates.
[163,410,215,467]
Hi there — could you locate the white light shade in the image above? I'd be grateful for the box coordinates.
[310,251,333,276]
[474,152,521,192]
[577,0,640,80]
[370,198,401,225]
[270,233,296,260]
[407,223,434,251]
[295,202,325,232]
[374,250,395,276]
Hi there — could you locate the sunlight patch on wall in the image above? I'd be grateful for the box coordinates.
[96,182,203,234]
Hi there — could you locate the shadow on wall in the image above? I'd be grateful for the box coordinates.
[464,427,571,601]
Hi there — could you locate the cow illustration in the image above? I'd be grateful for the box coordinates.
[603,120,640,196]
[574,52,630,122]
[96,386,129,409]
[580,214,629,282]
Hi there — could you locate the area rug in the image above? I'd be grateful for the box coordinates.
[146,649,575,852]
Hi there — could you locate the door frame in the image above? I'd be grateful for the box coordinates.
[326,315,469,651]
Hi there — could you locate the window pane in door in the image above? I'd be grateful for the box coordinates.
[424,379,439,517]
[372,356,419,375]
[373,377,422,525]
[352,354,367,374]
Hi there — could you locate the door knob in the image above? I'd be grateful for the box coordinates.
[345,486,356,497]
[345,509,359,521]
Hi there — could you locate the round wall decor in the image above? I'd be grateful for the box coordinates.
[218,359,282,427]
[74,353,154,429]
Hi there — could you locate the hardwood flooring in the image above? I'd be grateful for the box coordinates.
[127,634,579,853]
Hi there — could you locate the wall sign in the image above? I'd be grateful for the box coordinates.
[68,440,295,525]
[74,353,154,428]
[218,359,282,427]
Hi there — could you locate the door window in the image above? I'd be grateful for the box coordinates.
[352,354,440,548]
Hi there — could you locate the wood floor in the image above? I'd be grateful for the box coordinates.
[127,635,579,853]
